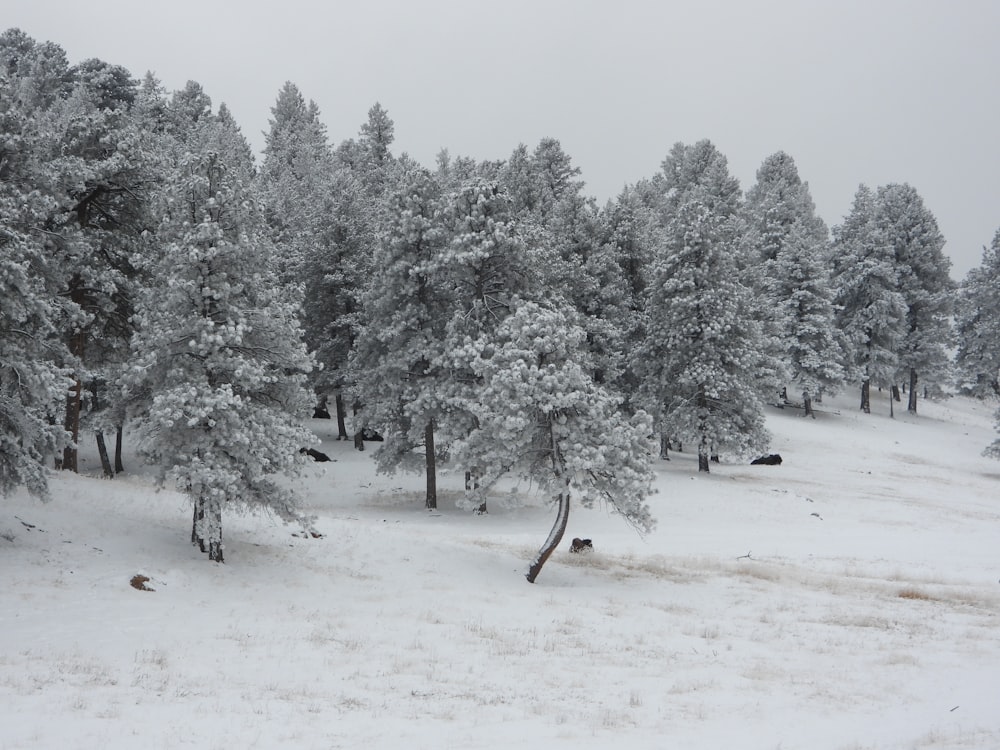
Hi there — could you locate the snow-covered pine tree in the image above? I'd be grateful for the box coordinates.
[432,179,544,510]
[636,198,771,471]
[832,185,907,415]
[743,152,845,415]
[350,170,451,508]
[954,229,1000,398]
[874,183,954,413]
[453,300,654,582]
[127,123,316,562]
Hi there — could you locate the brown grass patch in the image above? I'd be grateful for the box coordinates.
[897,587,934,601]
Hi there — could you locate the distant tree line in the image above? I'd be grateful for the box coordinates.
[3,29,998,574]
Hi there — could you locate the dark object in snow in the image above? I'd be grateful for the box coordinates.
[313,405,331,419]
[751,454,783,465]
[361,428,383,442]
[300,447,332,462]
[569,537,593,553]
[130,574,154,591]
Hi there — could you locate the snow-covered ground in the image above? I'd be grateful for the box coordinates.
[3,391,999,750]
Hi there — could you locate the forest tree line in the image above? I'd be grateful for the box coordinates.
[3,30,999,570]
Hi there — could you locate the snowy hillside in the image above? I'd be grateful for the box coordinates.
[3,391,999,750]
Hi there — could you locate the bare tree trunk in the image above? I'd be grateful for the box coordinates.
[352,401,364,450]
[659,434,670,460]
[891,384,901,402]
[61,377,82,472]
[698,436,710,473]
[526,480,570,584]
[96,432,114,478]
[335,393,349,440]
[861,379,871,413]
[907,368,918,414]
[192,495,223,562]
[425,420,437,510]
[114,425,124,474]
[889,389,895,418]
[191,497,206,551]
[803,390,815,419]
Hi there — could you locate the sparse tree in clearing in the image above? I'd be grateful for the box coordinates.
[450,300,654,583]
[127,137,316,562]
[954,229,1000,399]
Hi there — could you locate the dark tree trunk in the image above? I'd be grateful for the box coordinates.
[891,384,901,402]
[96,432,114,478]
[803,390,815,419]
[335,393,349,440]
[526,480,570,584]
[192,495,223,562]
[659,434,670,460]
[352,400,364,450]
[861,379,871,413]
[698,435,710,473]
[114,425,124,474]
[907,368,918,414]
[425,420,437,510]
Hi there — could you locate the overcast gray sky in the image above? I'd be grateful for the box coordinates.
[7,0,999,278]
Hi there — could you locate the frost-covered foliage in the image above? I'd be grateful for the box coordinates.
[955,229,1000,399]
[452,301,655,580]
[743,152,845,407]
[637,200,771,470]
[874,183,953,410]
[636,142,772,469]
[350,171,450,504]
[0,171,72,498]
[127,145,315,562]
[832,185,908,412]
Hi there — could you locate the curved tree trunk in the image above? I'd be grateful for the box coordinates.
[425,420,437,510]
[526,480,570,584]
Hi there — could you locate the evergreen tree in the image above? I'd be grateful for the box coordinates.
[636,200,771,471]
[350,171,450,508]
[454,300,655,582]
[127,129,315,562]
[954,229,1000,398]
[874,183,953,412]
[832,186,907,414]
[743,152,845,415]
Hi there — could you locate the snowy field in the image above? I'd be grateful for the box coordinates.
[2,391,999,750]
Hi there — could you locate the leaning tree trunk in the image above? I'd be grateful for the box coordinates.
[860,379,871,414]
[526,479,570,584]
[803,390,815,419]
[425,420,437,510]
[96,432,114,478]
[907,368,918,414]
[114,425,124,474]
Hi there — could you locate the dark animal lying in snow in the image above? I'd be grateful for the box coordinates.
[751,454,783,465]
[313,405,331,419]
[300,447,332,462]
[570,538,593,553]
